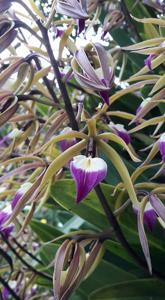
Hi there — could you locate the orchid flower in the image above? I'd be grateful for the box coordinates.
[134,202,157,231]
[0,205,14,238]
[108,122,131,145]
[56,0,88,34]
[59,127,77,152]
[11,182,32,210]
[0,128,22,147]
[70,155,107,203]
[71,43,114,105]
[158,133,165,162]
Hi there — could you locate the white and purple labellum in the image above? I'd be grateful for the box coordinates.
[59,127,76,152]
[109,122,131,144]
[158,133,165,163]
[11,182,32,210]
[0,205,14,238]
[70,155,107,203]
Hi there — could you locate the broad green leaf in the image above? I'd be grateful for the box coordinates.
[30,219,62,242]
[89,279,165,299]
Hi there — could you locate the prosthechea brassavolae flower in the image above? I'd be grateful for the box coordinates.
[70,155,107,203]
[0,128,22,148]
[11,182,33,210]
[56,0,88,34]
[108,122,131,145]
[0,205,14,238]
[59,127,77,152]
[71,43,114,105]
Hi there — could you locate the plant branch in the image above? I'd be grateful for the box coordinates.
[36,20,79,131]
[0,233,52,281]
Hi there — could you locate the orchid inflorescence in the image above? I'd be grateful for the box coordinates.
[0,0,165,299]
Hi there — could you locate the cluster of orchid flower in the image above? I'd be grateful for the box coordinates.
[0,0,165,299]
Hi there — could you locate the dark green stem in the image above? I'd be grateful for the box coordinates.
[36,20,79,131]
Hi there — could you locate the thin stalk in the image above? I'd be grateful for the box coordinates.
[1,233,52,281]
[0,276,21,300]
[36,20,79,131]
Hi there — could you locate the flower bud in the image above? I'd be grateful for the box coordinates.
[53,240,86,300]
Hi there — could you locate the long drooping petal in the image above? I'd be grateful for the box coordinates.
[70,155,107,203]
[150,194,165,223]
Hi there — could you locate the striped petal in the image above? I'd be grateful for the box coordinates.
[70,155,107,203]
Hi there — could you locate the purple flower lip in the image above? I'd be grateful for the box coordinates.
[108,122,131,145]
[72,43,114,105]
[70,155,107,203]
[158,133,165,162]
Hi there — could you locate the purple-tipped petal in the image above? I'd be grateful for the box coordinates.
[158,133,165,162]
[70,155,107,203]
[143,202,157,231]
[150,194,165,223]
[109,122,131,145]
[144,54,155,71]
[11,182,32,210]
[59,127,76,152]
[0,205,14,238]
[137,209,152,274]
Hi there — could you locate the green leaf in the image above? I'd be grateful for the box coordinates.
[50,179,116,229]
[30,219,62,242]
[89,279,165,299]
[80,259,135,296]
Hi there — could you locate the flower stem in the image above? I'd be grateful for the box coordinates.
[36,20,79,131]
